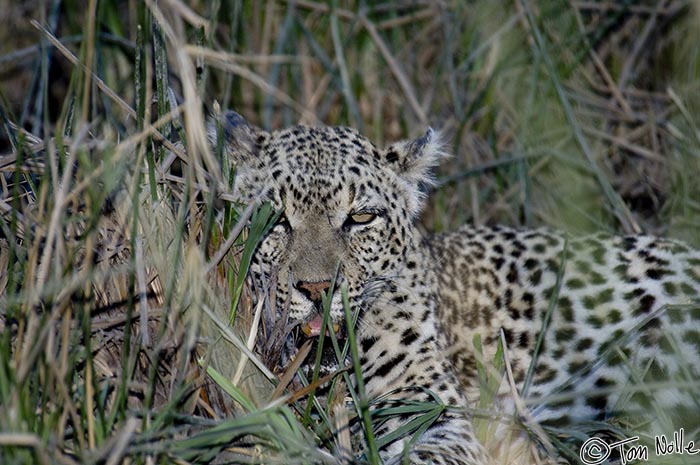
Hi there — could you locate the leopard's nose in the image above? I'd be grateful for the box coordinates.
[295,280,332,305]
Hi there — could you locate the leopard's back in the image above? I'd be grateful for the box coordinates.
[432,224,700,425]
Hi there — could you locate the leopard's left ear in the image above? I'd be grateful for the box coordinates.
[382,128,448,190]
[207,109,268,165]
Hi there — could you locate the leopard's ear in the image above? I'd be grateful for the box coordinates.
[382,128,448,190]
[208,110,268,163]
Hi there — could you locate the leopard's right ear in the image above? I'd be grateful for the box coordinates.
[208,110,268,163]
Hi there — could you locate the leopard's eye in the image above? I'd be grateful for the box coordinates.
[344,211,378,229]
[350,212,376,224]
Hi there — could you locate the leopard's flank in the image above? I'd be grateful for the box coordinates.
[214,110,700,465]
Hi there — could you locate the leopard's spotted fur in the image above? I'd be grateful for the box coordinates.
[214,110,700,464]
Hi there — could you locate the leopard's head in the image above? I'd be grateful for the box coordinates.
[213,111,445,378]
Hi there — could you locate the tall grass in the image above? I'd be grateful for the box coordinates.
[1,1,699,464]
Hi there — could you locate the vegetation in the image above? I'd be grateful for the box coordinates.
[1,1,699,464]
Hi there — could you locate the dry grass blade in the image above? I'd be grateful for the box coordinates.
[206,202,258,273]
[582,126,664,161]
[330,7,362,129]
[284,0,355,19]
[0,434,51,465]
[81,0,98,121]
[202,304,276,381]
[576,22,633,116]
[30,20,136,120]
[668,87,700,146]
[146,0,222,186]
[573,0,683,14]
[135,238,151,346]
[164,0,210,33]
[499,329,557,458]
[103,418,140,465]
[30,129,79,306]
[359,12,428,126]
[329,379,352,460]
[617,0,666,90]
[270,340,313,401]
[185,46,318,123]
[232,298,265,386]
[280,367,351,407]
[377,9,435,30]
[0,433,43,447]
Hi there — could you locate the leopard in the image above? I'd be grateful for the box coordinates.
[212,110,700,465]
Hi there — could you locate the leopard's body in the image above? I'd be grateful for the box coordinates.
[435,226,700,426]
[215,110,700,465]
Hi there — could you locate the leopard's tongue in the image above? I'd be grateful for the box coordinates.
[301,315,340,337]
[302,315,324,337]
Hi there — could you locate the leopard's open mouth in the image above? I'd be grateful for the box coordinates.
[291,320,349,379]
